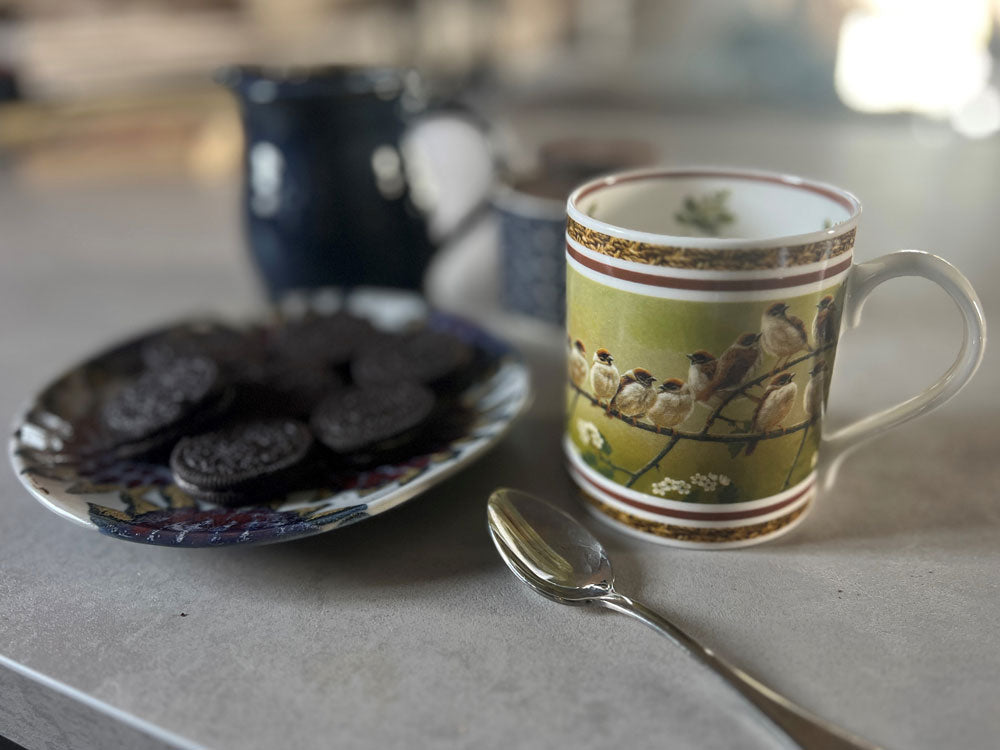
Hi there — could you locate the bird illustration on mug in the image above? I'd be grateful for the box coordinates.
[813,295,838,348]
[803,358,827,419]
[686,350,718,404]
[698,332,761,402]
[568,338,588,389]
[761,301,810,371]
[610,368,658,424]
[647,378,694,432]
[745,372,798,455]
[590,348,619,412]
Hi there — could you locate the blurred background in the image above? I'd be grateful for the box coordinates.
[0,0,997,416]
[0,0,997,183]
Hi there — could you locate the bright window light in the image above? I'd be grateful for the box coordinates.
[834,0,994,118]
[951,85,1000,137]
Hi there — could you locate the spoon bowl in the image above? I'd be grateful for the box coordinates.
[487,488,612,604]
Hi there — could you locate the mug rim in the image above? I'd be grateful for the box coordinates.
[566,166,863,250]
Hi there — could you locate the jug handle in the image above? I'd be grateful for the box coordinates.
[406,98,496,250]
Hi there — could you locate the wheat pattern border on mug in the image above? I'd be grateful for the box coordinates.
[566,218,856,271]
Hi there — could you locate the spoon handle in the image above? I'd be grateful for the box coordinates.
[600,593,881,750]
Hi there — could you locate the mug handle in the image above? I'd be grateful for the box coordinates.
[821,250,987,489]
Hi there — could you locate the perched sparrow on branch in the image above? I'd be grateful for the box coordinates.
[745,372,797,455]
[590,348,619,411]
[700,332,761,401]
[813,295,838,348]
[803,358,827,419]
[568,338,588,389]
[687,350,718,403]
[762,302,809,368]
[610,368,657,423]
[647,378,694,432]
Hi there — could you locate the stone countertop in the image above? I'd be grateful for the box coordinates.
[1,111,999,750]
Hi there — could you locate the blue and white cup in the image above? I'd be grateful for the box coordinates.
[493,176,569,325]
[493,140,657,325]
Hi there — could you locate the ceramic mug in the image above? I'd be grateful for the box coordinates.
[564,167,986,549]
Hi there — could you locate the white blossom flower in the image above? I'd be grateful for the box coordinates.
[577,420,604,451]
[653,472,731,497]
[651,476,693,497]
[696,474,714,491]
[689,471,723,492]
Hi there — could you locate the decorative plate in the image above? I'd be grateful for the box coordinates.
[9,288,531,547]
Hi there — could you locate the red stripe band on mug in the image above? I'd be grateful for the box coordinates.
[566,244,852,291]
[572,466,815,521]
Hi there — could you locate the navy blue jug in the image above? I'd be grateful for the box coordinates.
[218,66,491,298]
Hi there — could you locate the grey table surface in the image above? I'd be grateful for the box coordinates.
[1,110,998,750]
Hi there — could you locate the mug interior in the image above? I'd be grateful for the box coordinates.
[573,170,859,241]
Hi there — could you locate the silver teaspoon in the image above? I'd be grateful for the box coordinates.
[487,488,882,750]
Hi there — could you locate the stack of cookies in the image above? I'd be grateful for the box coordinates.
[89,312,477,506]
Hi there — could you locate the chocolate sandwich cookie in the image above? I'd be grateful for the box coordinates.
[272,312,376,368]
[350,330,473,389]
[170,418,314,505]
[310,381,435,456]
[100,356,224,453]
[238,359,344,418]
[141,322,258,374]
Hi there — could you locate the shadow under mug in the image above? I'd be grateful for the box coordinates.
[564,167,986,549]
[218,65,492,298]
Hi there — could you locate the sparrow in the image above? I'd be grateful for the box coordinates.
[745,372,797,455]
[803,358,826,419]
[589,348,620,411]
[686,350,718,403]
[699,332,761,401]
[761,302,809,368]
[568,338,588,389]
[610,367,658,423]
[646,378,694,432]
[813,295,838,348]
